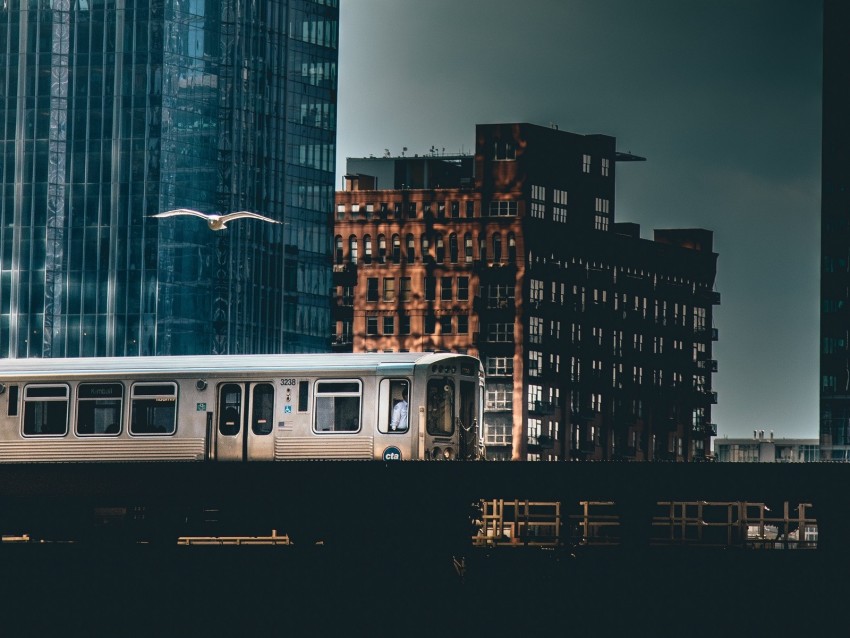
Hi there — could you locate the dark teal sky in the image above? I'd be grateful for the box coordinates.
[336,0,823,440]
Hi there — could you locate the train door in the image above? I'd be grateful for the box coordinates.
[458,380,478,460]
[215,382,275,462]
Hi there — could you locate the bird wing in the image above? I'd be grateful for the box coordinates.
[219,211,281,225]
[152,209,217,221]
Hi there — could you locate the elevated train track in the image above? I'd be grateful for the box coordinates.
[0,461,848,552]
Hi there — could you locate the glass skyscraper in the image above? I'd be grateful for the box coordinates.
[0,0,337,357]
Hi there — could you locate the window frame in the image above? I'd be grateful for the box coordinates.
[313,379,362,434]
[22,383,70,437]
[76,382,124,436]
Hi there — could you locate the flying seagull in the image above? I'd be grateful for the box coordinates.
[152,208,282,231]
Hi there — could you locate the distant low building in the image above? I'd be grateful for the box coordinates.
[714,432,819,462]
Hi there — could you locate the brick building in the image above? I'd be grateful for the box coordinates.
[333,123,719,461]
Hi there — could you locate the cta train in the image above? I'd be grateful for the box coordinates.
[0,352,484,463]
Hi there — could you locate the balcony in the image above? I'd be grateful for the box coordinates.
[530,400,556,415]
[332,263,358,285]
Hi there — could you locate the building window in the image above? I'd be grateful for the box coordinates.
[486,357,513,376]
[392,234,401,263]
[531,185,546,201]
[363,235,373,264]
[439,316,452,334]
[493,233,503,262]
[494,141,516,160]
[601,158,610,176]
[483,284,511,309]
[421,235,431,262]
[488,201,517,217]
[408,202,417,218]
[383,316,395,335]
[441,277,453,301]
[457,315,469,334]
[383,278,395,302]
[406,234,416,262]
[349,235,358,264]
[549,353,560,374]
[424,314,436,334]
[530,279,543,302]
[550,320,560,339]
[449,234,459,263]
[457,277,469,301]
[486,383,513,410]
[435,235,445,263]
[378,234,387,262]
[594,215,609,231]
[335,235,343,264]
[595,197,610,214]
[464,234,473,262]
[399,314,411,335]
[425,276,436,301]
[487,323,514,343]
[529,316,543,344]
[553,188,567,223]
[451,201,460,218]
[528,385,542,412]
[400,277,412,302]
[466,201,475,218]
[366,316,378,335]
[582,154,591,173]
[529,351,542,377]
[366,278,379,302]
[531,202,545,219]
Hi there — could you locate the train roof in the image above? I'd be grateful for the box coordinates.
[0,352,480,379]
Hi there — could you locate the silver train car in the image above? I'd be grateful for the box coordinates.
[0,352,484,463]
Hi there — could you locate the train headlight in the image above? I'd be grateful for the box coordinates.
[443,447,455,460]
[432,446,441,460]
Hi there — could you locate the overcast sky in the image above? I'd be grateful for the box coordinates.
[335,0,823,440]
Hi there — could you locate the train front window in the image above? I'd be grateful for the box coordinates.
[130,383,177,435]
[251,383,274,435]
[426,378,455,436]
[218,383,242,436]
[23,384,69,436]
[314,380,361,433]
[378,379,409,434]
[77,383,123,436]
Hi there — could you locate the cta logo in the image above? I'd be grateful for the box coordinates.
[383,446,402,461]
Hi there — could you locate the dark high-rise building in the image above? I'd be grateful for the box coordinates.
[334,123,720,461]
[820,0,850,458]
[0,1,337,357]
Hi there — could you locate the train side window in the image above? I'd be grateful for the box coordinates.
[298,380,309,412]
[251,383,274,435]
[22,384,69,436]
[77,383,124,436]
[7,385,19,416]
[314,380,361,433]
[426,378,455,436]
[218,383,242,436]
[378,379,409,434]
[130,383,177,435]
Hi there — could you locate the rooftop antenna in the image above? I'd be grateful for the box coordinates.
[402,146,407,157]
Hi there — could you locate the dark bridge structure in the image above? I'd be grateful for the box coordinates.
[0,461,848,551]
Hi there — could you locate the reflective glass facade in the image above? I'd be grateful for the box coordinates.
[0,0,337,357]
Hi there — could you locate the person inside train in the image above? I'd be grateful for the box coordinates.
[390,386,408,432]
